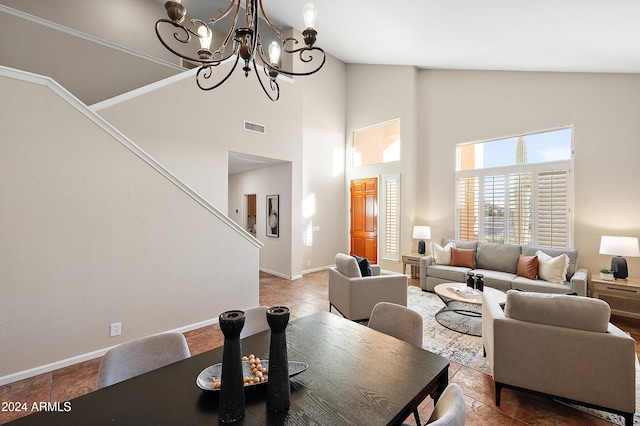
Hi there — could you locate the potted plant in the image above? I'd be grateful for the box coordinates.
[600,267,614,281]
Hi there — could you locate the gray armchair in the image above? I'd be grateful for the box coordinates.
[328,253,407,321]
[482,290,636,425]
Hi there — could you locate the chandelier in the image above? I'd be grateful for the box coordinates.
[155,1,326,101]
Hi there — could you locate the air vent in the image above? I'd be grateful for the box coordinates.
[244,121,266,135]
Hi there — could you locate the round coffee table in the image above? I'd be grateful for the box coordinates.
[433,283,506,336]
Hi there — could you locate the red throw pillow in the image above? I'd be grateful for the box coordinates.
[517,254,539,280]
[450,248,475,269]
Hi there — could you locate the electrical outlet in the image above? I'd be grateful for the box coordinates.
[110,322,121,337]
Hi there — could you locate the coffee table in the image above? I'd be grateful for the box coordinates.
[433,283,506,336]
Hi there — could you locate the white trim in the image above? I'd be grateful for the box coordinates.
[91,68,195,111]
[0,317,221,386]
[0,5,184,72]
[0,65,262,249]
[90,60,294,112]
[301,265,330,275]
[259,267,299,280]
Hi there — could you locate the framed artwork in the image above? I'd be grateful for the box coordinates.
[266,194,279,238]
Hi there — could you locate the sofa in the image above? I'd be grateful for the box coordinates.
[482,289,636,425]
[329,253,408,321]
[419,239,588,296]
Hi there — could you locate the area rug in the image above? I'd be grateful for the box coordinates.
[406,285,640,425]
[406,286,490,375]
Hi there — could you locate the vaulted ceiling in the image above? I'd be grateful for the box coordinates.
[182,0,640,74]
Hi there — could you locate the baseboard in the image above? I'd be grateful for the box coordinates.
[0,316,220,387]
[301,265,332,275]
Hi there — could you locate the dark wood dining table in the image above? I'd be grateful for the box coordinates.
[8,311,449,425]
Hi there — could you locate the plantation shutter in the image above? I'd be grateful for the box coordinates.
[457,176,479,241]
[537,170,569,248]
[483,175,506,243]
[508,172,533,245]
[382,174,400,261]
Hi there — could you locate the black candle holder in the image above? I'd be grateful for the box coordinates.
[218,310,246,423]
[475,274,484,292]
[266,306,290,412]
[466,271,475,288]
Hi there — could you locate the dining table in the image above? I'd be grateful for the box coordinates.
[7,311,450,425]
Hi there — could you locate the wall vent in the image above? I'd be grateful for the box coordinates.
[243,121,266,135]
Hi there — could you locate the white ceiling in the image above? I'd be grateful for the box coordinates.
[180,0,640,74]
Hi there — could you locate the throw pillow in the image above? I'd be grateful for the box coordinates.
[335,253,362,278]
[431,242,455,265]
[353,255,372,277]
[450,248,476,269]
[517,254,539,280]
[536,250,569,284]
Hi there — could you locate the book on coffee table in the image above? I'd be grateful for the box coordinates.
[448,286,482,298]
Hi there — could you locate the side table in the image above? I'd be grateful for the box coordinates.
[591,276,640,319]
[402,253,426,278]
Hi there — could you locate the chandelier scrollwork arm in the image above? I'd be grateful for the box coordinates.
[195,54,242,91]
[254,58,280,102]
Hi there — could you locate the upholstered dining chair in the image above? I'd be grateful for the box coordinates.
[424,383,466,425]
[240,306,270,339]
[368,302,423,347]
[401,383,466,426]
[369,302,424,424]
[97,332,191,389]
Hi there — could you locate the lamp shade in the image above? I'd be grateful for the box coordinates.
[412,226,431,240]
[599,236,640,257]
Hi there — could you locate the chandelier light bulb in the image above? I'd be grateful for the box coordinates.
[197,24,212,51]
[302,3,317,29]
[268,41,281,66]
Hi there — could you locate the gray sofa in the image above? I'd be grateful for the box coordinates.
[419,239,588,296]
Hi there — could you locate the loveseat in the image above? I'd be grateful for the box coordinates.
[419,239,588,296]
[482,289,636,425]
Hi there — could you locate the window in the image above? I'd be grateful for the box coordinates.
[455,128,573,248]
[382,174,400,261]
[352,119,401,167]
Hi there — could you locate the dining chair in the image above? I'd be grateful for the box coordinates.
[240,306,270,339]
[368,301,423,347]
[424,383,466,425]
[401,383,466,426]
[368,302,423,424]
[97,332,191,389]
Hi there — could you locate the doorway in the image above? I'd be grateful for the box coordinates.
[350,178,378,264]
[244,193,257,235]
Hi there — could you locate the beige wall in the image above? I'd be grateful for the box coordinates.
[97,50,349,279]
[0,72,259,380]
[301,54,348,270]
[0,3,182,105]
[346,64,419,272]
[0,0,175,64]
[417,70,640,290]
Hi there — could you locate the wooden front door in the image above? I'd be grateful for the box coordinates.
[350,178,378,264]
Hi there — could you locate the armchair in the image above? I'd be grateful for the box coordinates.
[482,290,636,425]
[328,253,408,321]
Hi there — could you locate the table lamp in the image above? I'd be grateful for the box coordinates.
[412,226,431,255]
[599,236,640,279]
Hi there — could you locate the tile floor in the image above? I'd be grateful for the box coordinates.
[1,270,638,425]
